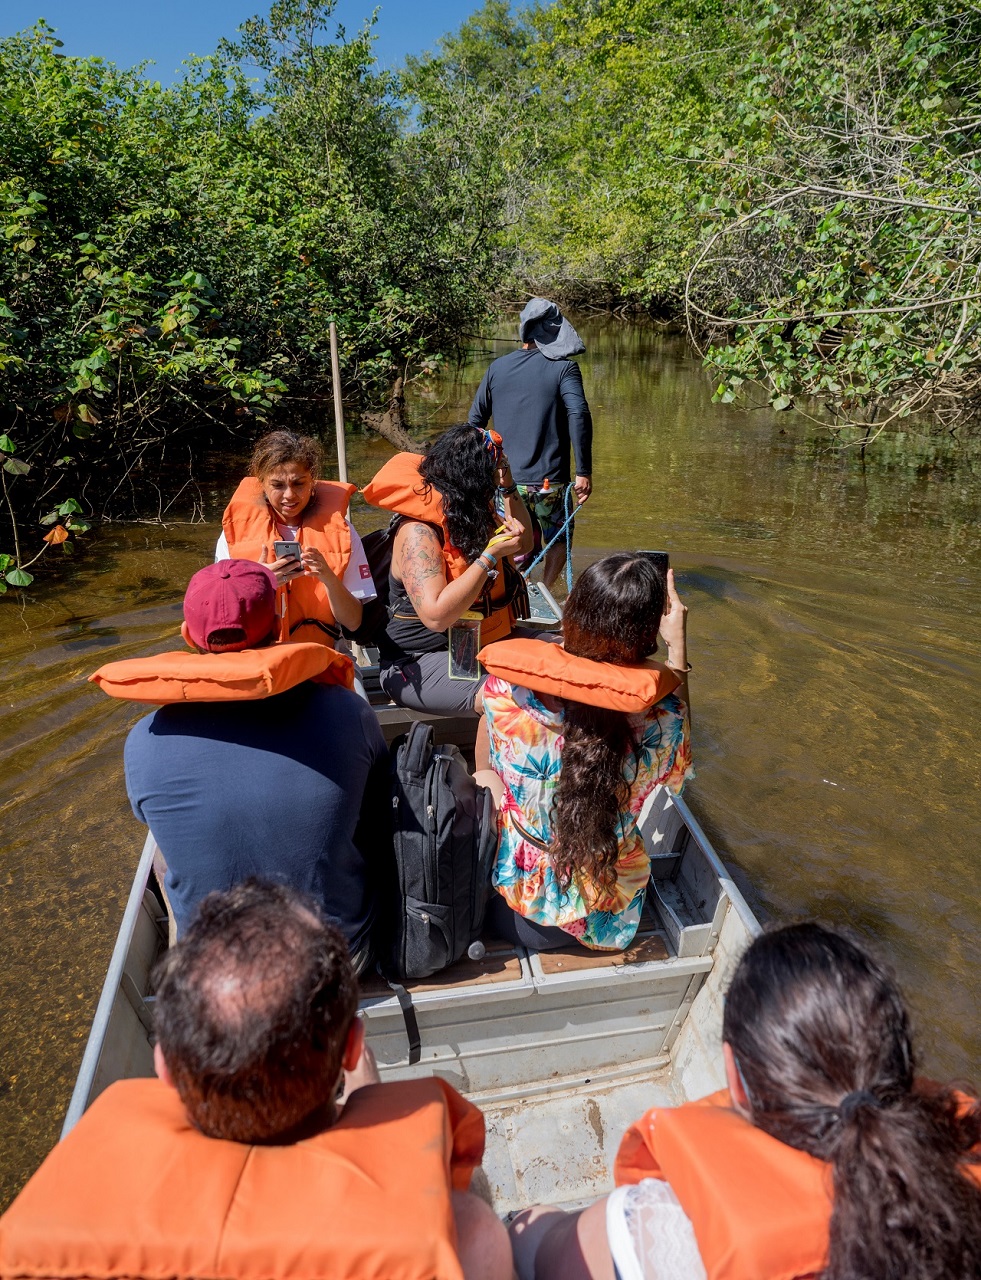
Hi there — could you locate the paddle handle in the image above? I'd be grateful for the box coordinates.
[329,320,348,484]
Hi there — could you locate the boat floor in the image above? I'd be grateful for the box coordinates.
[475,1062,675,1215]
[361,915,694,1215]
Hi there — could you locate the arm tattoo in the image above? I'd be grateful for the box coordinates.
[400,523,446,610]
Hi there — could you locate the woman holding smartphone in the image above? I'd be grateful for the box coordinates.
[362,423,535,716]
[217,431,376,646]
[475,553,691,952]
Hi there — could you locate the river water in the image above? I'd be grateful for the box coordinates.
[1,319,978,1206]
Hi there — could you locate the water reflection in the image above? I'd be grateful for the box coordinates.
[0,323,978,1208]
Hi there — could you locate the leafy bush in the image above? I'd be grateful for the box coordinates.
[407,0,981,439]
[0,4,502,588]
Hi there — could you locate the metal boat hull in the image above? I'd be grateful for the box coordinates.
[62,765,759,1214]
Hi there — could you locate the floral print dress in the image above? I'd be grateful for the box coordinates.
[484,675,692,950]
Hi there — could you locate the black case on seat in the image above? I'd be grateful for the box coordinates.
[379,720,497,982]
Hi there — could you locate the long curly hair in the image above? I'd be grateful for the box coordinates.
[724,923,981,1280]
[418,424,497,563]
[549,554,666,900]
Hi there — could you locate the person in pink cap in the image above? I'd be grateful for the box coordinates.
[122,560,389,970]
[181,558,280,650]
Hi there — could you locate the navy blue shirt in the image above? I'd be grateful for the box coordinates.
[467,347,592,484]
[124,683,389,946]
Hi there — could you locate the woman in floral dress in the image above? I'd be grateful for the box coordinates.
[478,553,692,952]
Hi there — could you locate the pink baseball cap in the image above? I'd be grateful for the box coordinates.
[183,560,278,652]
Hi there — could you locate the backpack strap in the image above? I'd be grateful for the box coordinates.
[381,971,422,1066]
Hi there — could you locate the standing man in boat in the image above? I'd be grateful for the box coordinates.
[468,298,593,589]
[0,881,513,1280]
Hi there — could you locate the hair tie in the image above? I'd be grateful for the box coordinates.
[837,1089,882,1122]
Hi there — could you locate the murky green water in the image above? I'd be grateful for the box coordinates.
[1,319,978,1207]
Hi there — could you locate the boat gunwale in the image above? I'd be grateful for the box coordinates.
[61,830,159,1138]
[666,791,761,942]
[60,759,756,1140]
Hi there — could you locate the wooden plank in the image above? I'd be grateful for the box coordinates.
[360,940,524,996]
[373,704,478,751]
[535,930,669,974]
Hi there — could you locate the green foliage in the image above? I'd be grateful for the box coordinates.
[5,0,978,593]
[404,0,981,436]
[0,6,502,587]
[406,0,746,300]
[681,0,981,436]
[400,3,540,289]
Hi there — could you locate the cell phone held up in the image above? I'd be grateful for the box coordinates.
[273,540,302,565]
[638,549,669,579]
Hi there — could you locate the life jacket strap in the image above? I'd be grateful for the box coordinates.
[290,617,342,641]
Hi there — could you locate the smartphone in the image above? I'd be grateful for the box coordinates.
[638,549,669,577]
[273,540,302,563]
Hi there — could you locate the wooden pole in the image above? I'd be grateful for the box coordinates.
[329,321,348,483]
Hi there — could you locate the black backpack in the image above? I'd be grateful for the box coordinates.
[343,515,400,646]
[378,720,497,982]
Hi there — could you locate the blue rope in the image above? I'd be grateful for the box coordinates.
[520,484,580,591]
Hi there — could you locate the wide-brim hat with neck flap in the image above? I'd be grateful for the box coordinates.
[519,297,586,360]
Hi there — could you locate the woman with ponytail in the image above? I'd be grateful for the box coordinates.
[510,922,981,1280]
[477,553,692,952]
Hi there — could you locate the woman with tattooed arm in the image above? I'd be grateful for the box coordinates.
[362,424,534,719]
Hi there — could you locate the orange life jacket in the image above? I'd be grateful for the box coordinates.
[614,1087,981,1280]
[0,1076,484,1280]
[362,452,515,645]
[222,477,356,646]
[478,638,681,712]
[89,640,354,702]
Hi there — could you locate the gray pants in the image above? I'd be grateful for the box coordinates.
[379,650,482,717]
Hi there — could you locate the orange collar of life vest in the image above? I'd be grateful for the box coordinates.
[361,453,469,578]
[89,641,354,703]
[477,637,680,712]
[223,476,357,537]
[614,1086,981,1280]
[0,1076,482,1280]
[615,1089,832,1280]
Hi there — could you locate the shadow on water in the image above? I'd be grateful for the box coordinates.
[57,626,123,653]
[1,323,979,1207]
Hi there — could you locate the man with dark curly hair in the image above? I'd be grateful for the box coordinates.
[0,882,513,1280]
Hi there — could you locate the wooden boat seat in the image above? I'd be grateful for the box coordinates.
[361,898,670,994]
[535,929,670,973]
[359,939,524,997]
[533,897,668,971]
